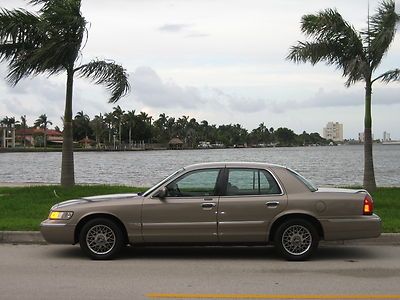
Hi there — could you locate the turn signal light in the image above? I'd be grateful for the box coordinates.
[363,195,374,215]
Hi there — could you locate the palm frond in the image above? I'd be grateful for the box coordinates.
[372,69,400,83]
[367,0,400,69]
[288,8,367,86]
[301,8,364,55]
[76,60,130,103]
[0,9,41,60]
[0,1,86,85]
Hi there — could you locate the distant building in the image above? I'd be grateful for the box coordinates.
[323,122,343,142]
[383,131,391,142]
[0,124,16,148]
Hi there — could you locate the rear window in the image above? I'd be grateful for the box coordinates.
[226,168,282,195]
[287,168,317,192]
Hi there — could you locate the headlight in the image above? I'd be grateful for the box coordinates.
[49,211,74,220]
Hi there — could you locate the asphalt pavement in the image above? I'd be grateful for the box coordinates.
[1,244,400,300]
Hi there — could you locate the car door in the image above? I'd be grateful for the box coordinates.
[218,168,288,242]
[142,168,222,243]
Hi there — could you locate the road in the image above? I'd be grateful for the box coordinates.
[0,244,399,300]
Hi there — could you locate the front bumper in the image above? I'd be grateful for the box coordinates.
[40,219,76,244]
[321,214,382,241]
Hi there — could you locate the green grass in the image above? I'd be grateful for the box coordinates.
[0,185,145,231]
[0,185,399,232]
[372,188,400,233]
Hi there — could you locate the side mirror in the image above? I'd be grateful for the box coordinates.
[157,187,167,199]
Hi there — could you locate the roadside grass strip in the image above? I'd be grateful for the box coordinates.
[146,293,400,299]
[0,186,399,232]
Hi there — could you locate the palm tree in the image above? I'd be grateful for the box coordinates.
[34,114,52,148]
[124,110,136,147]
[112,105,125,146]
[0,0,130,187]
[73,110,91,141]
[104,112,115,145]
[90,114,105,148]
[20,115,27,148]
[287,0,400,192]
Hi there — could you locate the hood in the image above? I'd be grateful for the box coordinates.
[51,193,139,210]
[316,187,368,194]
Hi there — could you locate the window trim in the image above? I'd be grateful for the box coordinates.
[221,168,284,197]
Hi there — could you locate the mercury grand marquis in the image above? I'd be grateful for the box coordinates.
[41,162,381,260]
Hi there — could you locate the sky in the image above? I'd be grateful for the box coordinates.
[0,0,399,139]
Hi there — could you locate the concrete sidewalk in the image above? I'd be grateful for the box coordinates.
[1,231,399,245]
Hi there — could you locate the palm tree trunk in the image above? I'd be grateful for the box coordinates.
[363,81,377,192]
[119,121,122,147]
[129,127,132,148]
[44,125,47,149]
[61,70,75,187]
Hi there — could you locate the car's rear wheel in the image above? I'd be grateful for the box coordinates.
[274,218,319,261]
[79,218,123,260]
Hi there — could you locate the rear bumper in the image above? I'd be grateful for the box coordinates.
[320,214,381,241]
[40,219,75,244]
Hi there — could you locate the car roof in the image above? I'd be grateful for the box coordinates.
[183,162,287,171]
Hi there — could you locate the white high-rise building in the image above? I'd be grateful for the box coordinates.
[383,131,391,142]
[323,122,343,142]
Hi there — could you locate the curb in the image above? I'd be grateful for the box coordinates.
[0,231,399,245]
[0,231,46,244]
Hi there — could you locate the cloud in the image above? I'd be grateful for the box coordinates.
[0,77,65,126]
[132,66,205,109]
[264,86,400,113]
[158,23,209,38]
[158,23,193,32]
[209,88,267,113]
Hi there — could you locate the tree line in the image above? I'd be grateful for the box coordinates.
[1,108,331,148]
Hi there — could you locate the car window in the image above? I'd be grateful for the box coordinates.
[166,169,220,197]
[226,169,281,196]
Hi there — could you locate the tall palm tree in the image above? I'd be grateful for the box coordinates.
[20,115,27,148]
[104,112,115,145]
[0,0,130,187]
[34,114,52,148]
[74,110,91,141]
[90,114,105,148]
[124,110,136,147]
[287,0,400,192]
[112,105,125,146]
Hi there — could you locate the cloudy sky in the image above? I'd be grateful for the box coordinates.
[0,0,399,139]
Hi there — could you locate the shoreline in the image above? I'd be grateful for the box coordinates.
[0,143,375,153]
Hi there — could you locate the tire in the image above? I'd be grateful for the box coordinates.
[274,218,319,261]
[79,218,124,260]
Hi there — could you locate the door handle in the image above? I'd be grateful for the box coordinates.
[203,197,214,201]
[201,202,216,210]
[266,201,279,208]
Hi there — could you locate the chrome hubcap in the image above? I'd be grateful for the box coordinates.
[282,225,312,256]
[86,225,116,255]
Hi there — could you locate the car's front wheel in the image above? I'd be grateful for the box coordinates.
[274,218,319,261]
[79,218,124,260]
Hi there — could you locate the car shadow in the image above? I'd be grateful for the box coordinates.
[45,244,382,262]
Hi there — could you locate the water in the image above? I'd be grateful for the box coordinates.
[0,144,399,187]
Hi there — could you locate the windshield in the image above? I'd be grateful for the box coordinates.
[287,168,318,192]
[142,168,184,197]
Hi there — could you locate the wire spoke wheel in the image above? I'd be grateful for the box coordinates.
[80,218,125,260]
[275,218,319,260]
[86,224,116,255]
[281,224,312,256]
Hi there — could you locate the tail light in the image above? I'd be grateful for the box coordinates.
[363,194,374,215]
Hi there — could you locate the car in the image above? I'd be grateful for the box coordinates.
[40,162,381,260]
